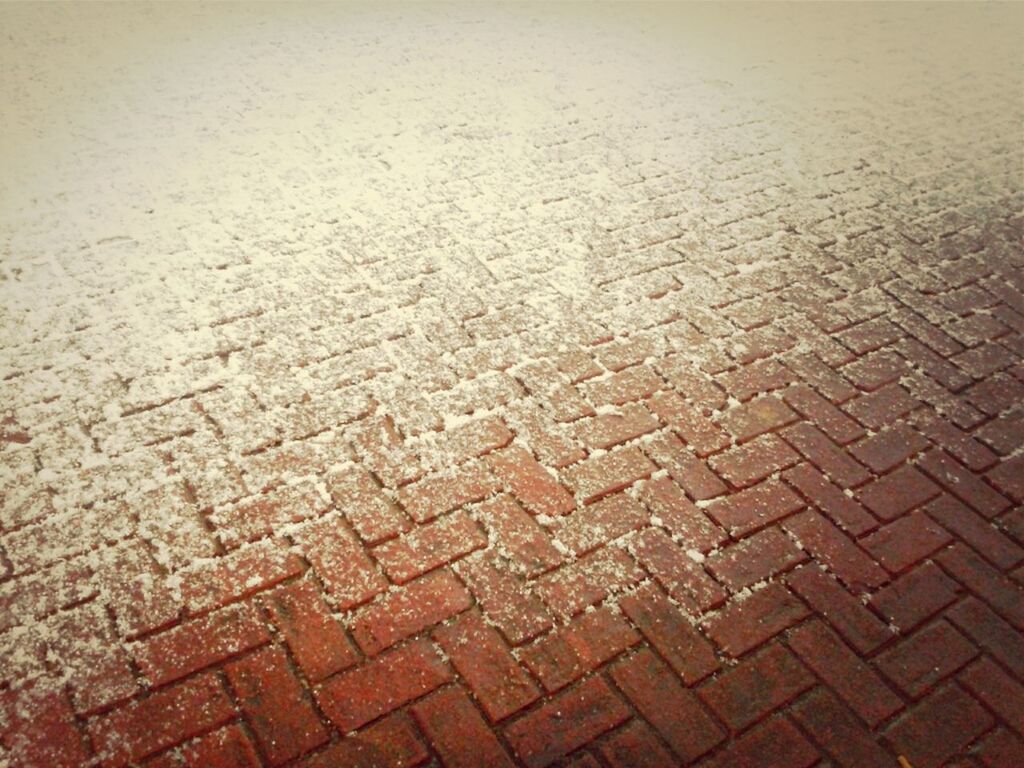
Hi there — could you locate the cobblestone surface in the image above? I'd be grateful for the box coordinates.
[2,3,1023,767]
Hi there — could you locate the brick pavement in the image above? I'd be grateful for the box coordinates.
[1,3,1023,767]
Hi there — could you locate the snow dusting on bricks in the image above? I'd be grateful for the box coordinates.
[2,2,1024,766]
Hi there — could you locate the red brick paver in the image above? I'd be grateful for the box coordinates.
[2,3,1024,768]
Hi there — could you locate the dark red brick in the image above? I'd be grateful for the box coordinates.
[618,582,719,684]
[181,538,305,615]
[706,526,806,591]
[456,555,553,644]
[1,685,90,768]
[947,597,1024,677]
[643,432,727,501]
[699,717,819,768]
[709,434,800,488]
[787,620,902,727]
[926,494,1023,569]
[88,673,236,768]
[870,562,959,632]
[521,604,639,693]
[225,645,329,765]
[857,464,942,520]
[885,684,994,768]
[959,657,1024,738]
[782,422,872,488]
[351,569,471,655]
[844,382,919,430]
[705,478,804,537]
[875,620,978,698]
[535,546,644,619]
[719,395,797,443]
[411,686,516,768]
[647,390,730,456]
[561,446,655,504]
[181,724,260,768]
[639,476,728,551]
[555,493,647,556]
[862,511,953,574]
[373,510,487,584]
[487,445,575,516]
[315,639,451,731]
[433,610,540,721]
[630,526,727,611]
[937,543,1024,630]
[598,720,678,768]
[296,713,428,768]
[781,508,888,592]
[610,648,726,761]
[791,688,896,768]
[784,384,866,444]
[699,643,814,730]
[134,603,270,687]
[703,580,808,658]
[849,424,929,473]
[505,676,630,768]
[262,580,358,682]
[478,494,562,576]
[919,449,1011,519]
[786,564,893,654]
[783,462,878,536]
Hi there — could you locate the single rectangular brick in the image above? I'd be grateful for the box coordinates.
[180,538,305,615]
[700,717,819,768]
[88,673,236,768]
[781,509,888,592]
[838,317,903,355]
[639,476,728,551]
[327,466,410,544]
[226,645,329,765]
[134,603,270,687]
[316,639,451,731]
[703,581,808,658]
[862,511,952,574]
[706,526,806,591]
[786,564,893,654]
[709,434,800,488]
[351,569,471,655]
[456,555,553,645]
[610,648,726,762]
[919,448,1012,518]
[787,620,902,727]
[876,620,978,698]
[294,516,387,610]
[700,644,814,730]
[521,605,639,693]
[433,610,540,721]
[869,562,959,633]
[554,493,647,556]
[561,446,655,504]
[843,383,919,430]
[262,580,358,682]
[783,463,877,536]
[412,687,516,768]
[849,424,929,473]
[791,688,895,768]
[398,462,501,523]
[630,527,727,611]
[505,677,630,768]
[487,445,575,516]
[925,494,1023,569]
[535,546,644,619]
[706,478,805,537]
[643,432,727,500]
[619,582,719,683]
[885,684,994,768]
[856,464,941,520]
[598,720,678,768]
[373,509,487,584]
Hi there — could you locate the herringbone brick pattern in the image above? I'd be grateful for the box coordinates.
[2,4,1023,767]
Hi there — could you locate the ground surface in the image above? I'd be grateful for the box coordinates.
[2,3,1024,767]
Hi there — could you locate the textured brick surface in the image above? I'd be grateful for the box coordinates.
[2,3,1023,767]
